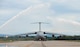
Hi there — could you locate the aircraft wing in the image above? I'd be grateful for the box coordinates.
[15,32,36,36]
[44,32,65,36]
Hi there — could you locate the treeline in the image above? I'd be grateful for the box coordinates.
[0,36,80,41]
[0,36,34,41]
[47,35,80,40]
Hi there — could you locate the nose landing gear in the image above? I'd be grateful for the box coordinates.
[35,36,46,41]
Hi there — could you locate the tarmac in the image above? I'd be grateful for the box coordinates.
[0,40,80,47]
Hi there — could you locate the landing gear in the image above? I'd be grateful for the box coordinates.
[34,36,46,41]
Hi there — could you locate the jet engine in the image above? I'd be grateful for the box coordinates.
[18,36,22,38]
[52,35,54,37]
[35,32,37,34]
[44,32,46,34]
[26,35,28,37]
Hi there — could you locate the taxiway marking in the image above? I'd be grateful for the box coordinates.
[41,41,46,47]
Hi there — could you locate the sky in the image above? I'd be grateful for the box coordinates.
[0,0,80,35]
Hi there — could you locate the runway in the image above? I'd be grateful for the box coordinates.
[1,40,80,47]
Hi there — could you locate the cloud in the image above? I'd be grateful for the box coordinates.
[0,0,80,35]
[52,0,67,3]
[0,3,55,35]
[57,18,80,26]
[0,9,17,15]
[0,9,22,26]
[46,16,80,35]
[55,0,80,10]
[0,0,43,9]
[27,0,42,3]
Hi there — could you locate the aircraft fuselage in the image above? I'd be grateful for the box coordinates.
[35,31,46,41]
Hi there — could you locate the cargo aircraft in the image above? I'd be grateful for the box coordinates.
[15,22,65,41]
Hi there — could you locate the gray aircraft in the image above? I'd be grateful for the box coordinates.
[15,22,65,41]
